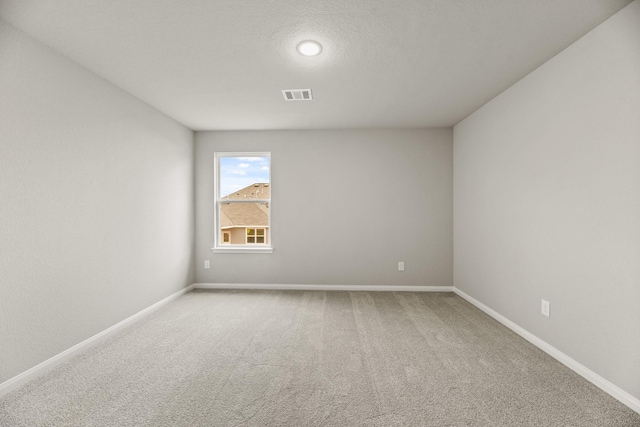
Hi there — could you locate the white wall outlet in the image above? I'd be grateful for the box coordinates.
[541,299,550,317]
[398,261,405,271]
[204,260,210,269]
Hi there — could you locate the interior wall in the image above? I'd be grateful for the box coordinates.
[0,21,195,383]
[196,128,452,287]
[454,0,640,401]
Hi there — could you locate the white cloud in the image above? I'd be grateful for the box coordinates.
[230,170,246,175]
[238,163,250,168]
[237,157,263,162]
[261,166,269,171]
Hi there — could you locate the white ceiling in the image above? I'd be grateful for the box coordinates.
[0,0,632,130]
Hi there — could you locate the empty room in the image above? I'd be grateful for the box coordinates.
[1,0,639,425]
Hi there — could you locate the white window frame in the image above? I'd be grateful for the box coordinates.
[212,152,272,254]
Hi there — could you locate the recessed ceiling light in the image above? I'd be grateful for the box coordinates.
[297,40,322,56]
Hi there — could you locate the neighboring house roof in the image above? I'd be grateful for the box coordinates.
[222,183,270,200]
[220,183,269,228]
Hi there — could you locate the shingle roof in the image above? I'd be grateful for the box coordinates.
[220,183,270,228]
[222,183,270,200]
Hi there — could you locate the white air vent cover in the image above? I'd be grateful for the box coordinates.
[282,89,313,101]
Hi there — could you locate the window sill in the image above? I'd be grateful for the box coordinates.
[211,247,273,254]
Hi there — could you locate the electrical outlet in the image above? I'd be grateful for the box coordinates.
[398,262,405,271]
[204,260,210,269]
[541,299,550,317]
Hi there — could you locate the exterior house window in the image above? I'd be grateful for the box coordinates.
[246,228,266,244]
[213,153,271,253]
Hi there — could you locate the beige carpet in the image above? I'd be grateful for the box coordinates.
[1,290,638,426]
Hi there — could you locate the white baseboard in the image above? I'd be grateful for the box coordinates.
[0,284,195,398]
[453,287,640,415]
[193,283,454,292]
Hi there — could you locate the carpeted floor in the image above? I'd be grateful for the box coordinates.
[1,290,638,426]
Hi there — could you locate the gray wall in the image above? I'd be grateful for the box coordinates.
[454,1,640,401]
[196,129,452,287]
[0,21,195,383]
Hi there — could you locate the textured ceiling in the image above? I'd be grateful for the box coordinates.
[0,0,633,130]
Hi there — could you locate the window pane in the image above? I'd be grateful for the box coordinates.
[219,203,269,246]
[219,156,270,200]
[216,153,271,249]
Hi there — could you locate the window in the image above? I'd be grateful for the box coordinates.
[213,153,272,253]
[246,228,266,244]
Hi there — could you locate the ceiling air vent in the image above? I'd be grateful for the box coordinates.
[282,89,313,101]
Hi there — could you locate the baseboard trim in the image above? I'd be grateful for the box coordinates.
[0,284,195,398]
[453,287,640,415]
[194,283,454,292]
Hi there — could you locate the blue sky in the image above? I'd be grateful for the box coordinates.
[219,156,270,197]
